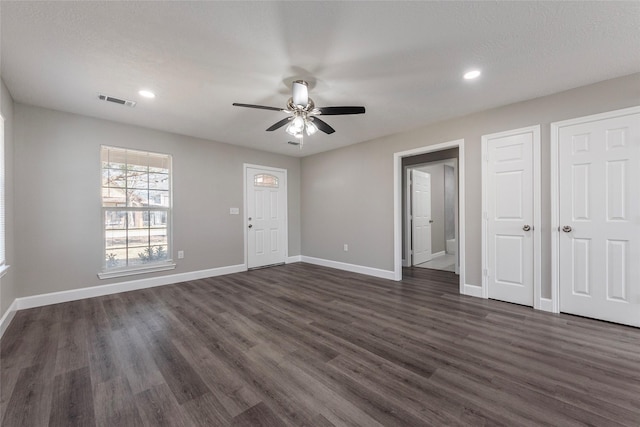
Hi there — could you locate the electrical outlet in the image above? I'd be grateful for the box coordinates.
[178,250,184,259]
[343,244,348,252]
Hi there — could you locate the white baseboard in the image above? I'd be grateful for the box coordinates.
[462,283,483,298]
[301,256,395,280]
[286,255,302,264]
[15,263,247,311]
[431,251,446,259]
[537,297,554,312]
[0,299,18,339]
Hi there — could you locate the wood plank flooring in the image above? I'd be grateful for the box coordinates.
[1,263,639,426]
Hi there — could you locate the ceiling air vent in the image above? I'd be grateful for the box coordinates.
[98,93,136,107]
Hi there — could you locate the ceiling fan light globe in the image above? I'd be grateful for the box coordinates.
[292,116,304,127]
[285,122,297,136]
[305,121,318,136]
[286,116,304,135]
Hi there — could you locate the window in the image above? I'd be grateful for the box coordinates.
[0,115,6,278]
[99,146,174,278]
[254,173,279,188]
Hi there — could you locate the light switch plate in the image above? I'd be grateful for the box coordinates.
[230,207,239,215]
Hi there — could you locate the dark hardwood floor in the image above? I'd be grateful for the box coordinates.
[1,263,639,426]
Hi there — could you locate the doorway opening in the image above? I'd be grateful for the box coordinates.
[393,140,465,294]
[405,158,458,273]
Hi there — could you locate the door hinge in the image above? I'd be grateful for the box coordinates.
[483,211,488,220]
[483,268,489,277]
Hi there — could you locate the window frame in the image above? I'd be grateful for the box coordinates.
[98,145,175,279]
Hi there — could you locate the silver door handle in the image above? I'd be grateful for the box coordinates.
[562,225,572,233]
[429,220,434,223]
[248,224,253,229]
[523,225,531,231]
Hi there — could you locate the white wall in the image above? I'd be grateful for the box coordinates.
[12,104,301,298]
[301,73,640,296]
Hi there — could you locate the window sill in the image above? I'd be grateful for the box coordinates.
[98,262,176,280]
[0,264,10,279]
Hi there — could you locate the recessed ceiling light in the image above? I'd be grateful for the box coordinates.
[463,70,481,80]
[138,90,156,98]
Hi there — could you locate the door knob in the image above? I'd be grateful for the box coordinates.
[248,224,253,229]
[562,225,572,233]
[523,225,531,231]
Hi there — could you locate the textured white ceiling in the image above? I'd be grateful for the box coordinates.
[2,1,639,157]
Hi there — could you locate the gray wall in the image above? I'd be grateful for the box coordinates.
[12,104,301,298]
[301,73,640,297]
[0,79,15,317]
[415,164,445,255]
[444,165,455,241]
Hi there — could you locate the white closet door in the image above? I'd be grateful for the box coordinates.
[484,127,539,306]
[558,110,640,327]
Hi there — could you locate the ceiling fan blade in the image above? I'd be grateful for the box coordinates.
[233,103,284,112]
[312,117,335,134]
[318,106,365,115]
[292,80,308,107]
[266,117,291,131]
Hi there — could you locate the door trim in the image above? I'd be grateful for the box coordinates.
[481,125,541,308]
[243,164,288,269]
[393,139,465,295]
[550,106,640,314]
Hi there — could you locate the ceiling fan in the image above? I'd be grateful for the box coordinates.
[233,80,365,145]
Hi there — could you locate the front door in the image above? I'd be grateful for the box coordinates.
[558,109,640,327]
[411,169,432,265]
[484,127,538,306]
[246,166,287,269]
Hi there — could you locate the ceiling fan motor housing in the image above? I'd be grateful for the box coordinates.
[292,80,309,107]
